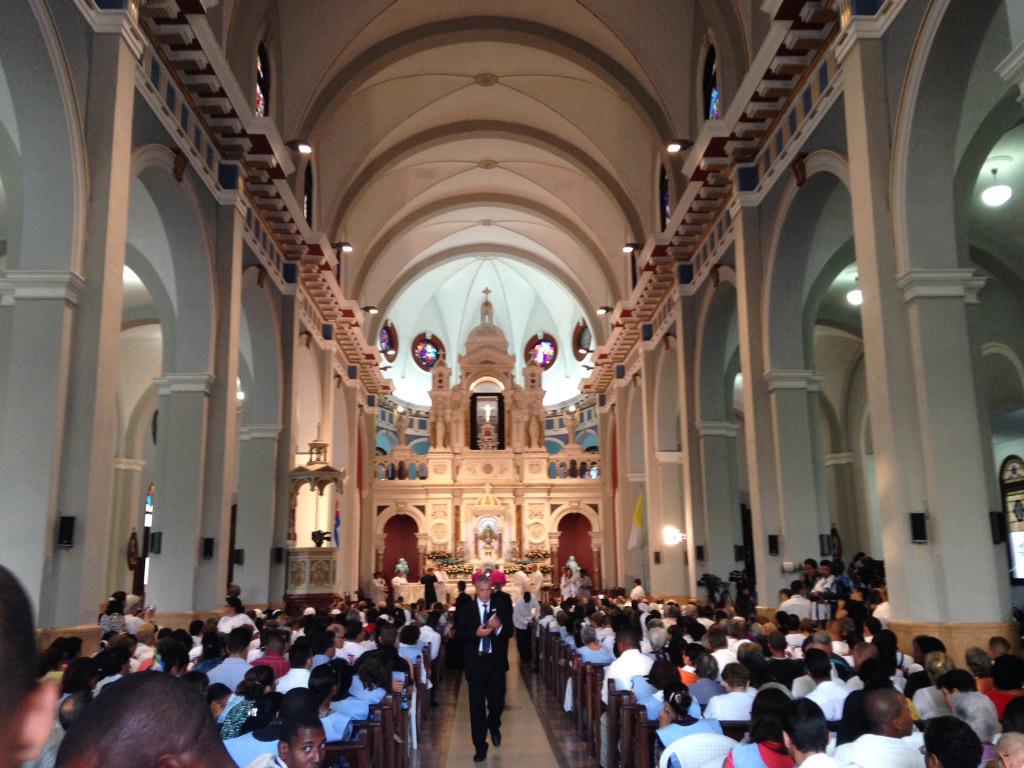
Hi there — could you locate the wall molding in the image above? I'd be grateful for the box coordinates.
[0,270,85,307]
[239,424,283,441]
[154,373,214,396]
[765,370,824,392]
[896,269,986,304]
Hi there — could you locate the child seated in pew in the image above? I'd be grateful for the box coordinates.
[637,660,703,721]
[577,624,614,665]
[656,687,724,768]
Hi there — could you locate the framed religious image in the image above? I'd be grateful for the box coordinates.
[1001,456,1024,584]
[470,392,504,450]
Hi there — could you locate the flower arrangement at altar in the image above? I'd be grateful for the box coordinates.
[539,564,553,575]
[445,562,473,577]
[522,549,549,562]
[503,563,522,574]
[426,550,452,562]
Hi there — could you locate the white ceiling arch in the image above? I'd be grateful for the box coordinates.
[381,252,592,408]
[353,194,622,310]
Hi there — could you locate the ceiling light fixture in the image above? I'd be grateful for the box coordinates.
[362,305,379,315]
[622,243,642,254]
[286,139,313,155]
[596,306,612,316]
[982,168,1012,207]
[846,288,863,307]
[666,139,693,154]
[662,525,686,546]
[333,242,354,253]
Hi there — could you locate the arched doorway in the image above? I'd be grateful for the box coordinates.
[382,514,420,596]
[558,512,593,579]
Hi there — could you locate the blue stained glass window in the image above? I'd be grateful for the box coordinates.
[708,87,721,120]
[532,339,556,368]
[379,328,393,352]
[414,339,440,367]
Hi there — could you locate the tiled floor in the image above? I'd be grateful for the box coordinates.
[410,648,599,768]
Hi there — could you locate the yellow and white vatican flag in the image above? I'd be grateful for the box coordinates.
[628,490,644,549]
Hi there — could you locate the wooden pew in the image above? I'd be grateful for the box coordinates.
[619,690,638,768]
[607,682,626,768]
[584,663,608,756]
[572,656,587,733]
[325,726,370,768]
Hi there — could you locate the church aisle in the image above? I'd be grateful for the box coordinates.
[415,646,596,768]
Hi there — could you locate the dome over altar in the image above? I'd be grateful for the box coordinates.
[378,254,592,407]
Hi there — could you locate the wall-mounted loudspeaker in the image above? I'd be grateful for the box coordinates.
[910,512,928,544]
[767,535,779,556]
[273,547,285,564]
[233,549,245,566]
[819,534,833,557]
[202,538,215,559]
[733,545,745,562]
[57,516,75,548]
[695,545,705,562]
[149,531,162,554]
[991,512,1007,545]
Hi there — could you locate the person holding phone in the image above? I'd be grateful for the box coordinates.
[456,575,514,762]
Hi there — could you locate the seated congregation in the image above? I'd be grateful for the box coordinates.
[6,554,1024,768]
[533,557,1024,768]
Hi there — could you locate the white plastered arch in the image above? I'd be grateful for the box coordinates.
[376,504,428,536]
[694,266,739,422]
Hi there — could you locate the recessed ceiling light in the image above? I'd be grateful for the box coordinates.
[363,305,379,315]
[334,242,354,253]
[666,139,693,154]
[286,139,312,154]
[622,243,641,254]
[846,289,863,307]
[596,305,612,316]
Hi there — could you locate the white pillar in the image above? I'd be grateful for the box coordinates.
[732,203,786,598]
[0,273,81,620]
[48,26,139,626]
[235,426,280,605]
[147,375,212,613]
[844,36,1009,626]
[673,300,703,595]
[108,457,146,596]
[697,421,741,580]
[766,371,830,563]
[195,203,245,611]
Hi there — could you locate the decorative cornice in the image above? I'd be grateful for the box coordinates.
[824,452,856,467]
[765,370,825,392]
[239,424,282,441]
[696,421,739,438]
[112,457,146,472]
[896,269,987,304]
[72,1,144,58]
[833,0,908,65]
[0,271,85,307]
[996,40,1024,102]
[655,450,684,464]
[154,373,214,396]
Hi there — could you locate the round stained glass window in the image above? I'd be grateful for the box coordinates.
[379,329,392,351]
[525,333,557,370]
[411,333,445,370]
[572,320,592,362]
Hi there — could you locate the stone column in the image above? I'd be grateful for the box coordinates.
[674,300,704,595]
[108,457,147,596]
[0,273,82,620]
[766,371,829,563]
[824,453,863,555]
[46,21,139,627]
[843,36,1010,638]
[146,375,212,613]
[272,296,300,602]
[235,426,280,605]
[732,203,786,597]
[548,531,561,576]
[195,202,245,611]
[697,422,740,580]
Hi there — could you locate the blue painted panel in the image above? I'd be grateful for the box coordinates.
[282,262,297,284]
[218,163,239,190]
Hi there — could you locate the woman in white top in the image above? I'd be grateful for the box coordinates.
[704,662,756,721]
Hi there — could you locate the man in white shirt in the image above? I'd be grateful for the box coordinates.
[803,649,850,721]
[629,579,646,602]
[779,580,815,621]
[705,628,737,682]
[833,688,924,768]
[704,663,756,720]
[602,627,653,705]
[527,564,544,598]
[207,627,253,691]
[783,698,839,767]
[217,597,256,635]
[276,640,313,693]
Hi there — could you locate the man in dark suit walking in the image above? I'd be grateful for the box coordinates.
[456,575,514,762]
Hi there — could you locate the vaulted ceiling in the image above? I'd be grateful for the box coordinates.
[214,0,762,403]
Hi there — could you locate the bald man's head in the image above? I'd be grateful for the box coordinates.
[864,687,913,739]
[998,732,1024,768]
